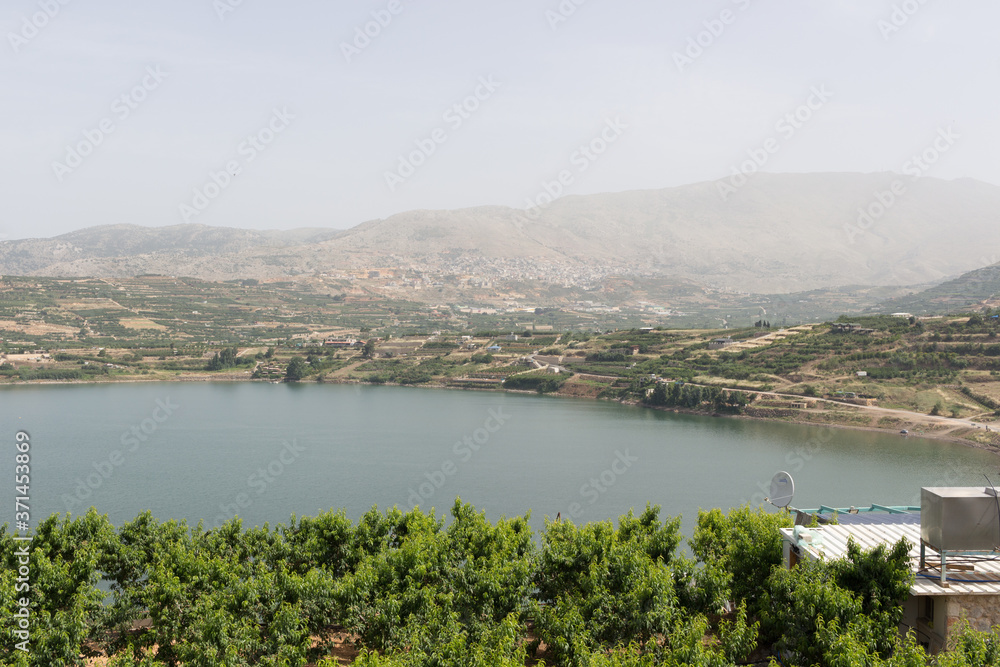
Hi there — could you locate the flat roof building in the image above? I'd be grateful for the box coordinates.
[782,490,1000,654]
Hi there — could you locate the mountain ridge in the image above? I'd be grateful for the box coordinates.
[4,173,1000,294]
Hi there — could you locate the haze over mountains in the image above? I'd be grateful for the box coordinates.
[878,263,1000,315]
[4,174,1000,303]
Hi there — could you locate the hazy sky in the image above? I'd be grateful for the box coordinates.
[2,0,998,240]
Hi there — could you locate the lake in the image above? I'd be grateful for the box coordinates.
[2,382,997,537]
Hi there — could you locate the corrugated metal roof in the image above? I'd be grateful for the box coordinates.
[781,524,1000,596]
[833,512,921,526]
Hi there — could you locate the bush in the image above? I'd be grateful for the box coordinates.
[502,374,565,393]
[205,346,254,371]
[587,351,629,362]
[936,622,1000,666]
[423,341,458,350]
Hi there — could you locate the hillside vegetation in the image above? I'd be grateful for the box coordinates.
[6,276,1000,447]
[878,264,1000,316]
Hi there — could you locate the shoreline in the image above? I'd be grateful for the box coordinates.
[622,399,1000,456]
[4,373,1000,456]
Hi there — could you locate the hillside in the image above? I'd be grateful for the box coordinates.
[3,174,1000,295]
[6,301,1000,448]
[0,225,343,280]
[274,173,1000,292]
[876,262,1000,315]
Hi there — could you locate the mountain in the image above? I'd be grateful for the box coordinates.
[321,173,1000,292]
[875,262,1000,315]
[3,173,1000,292]
[0,225,343,279]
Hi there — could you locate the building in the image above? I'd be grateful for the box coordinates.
[709,337,734,349]
[486,345,502,352]
[830,323,876,335]
[782,488,1000,654]
[324,339,360,348]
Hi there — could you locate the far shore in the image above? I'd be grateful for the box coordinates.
[4,372,1000,457]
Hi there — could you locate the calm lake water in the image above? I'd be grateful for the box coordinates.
[2,383,997,537]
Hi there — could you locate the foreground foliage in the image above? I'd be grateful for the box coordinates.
[2,503,999,666]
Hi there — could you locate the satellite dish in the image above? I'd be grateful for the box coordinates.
[769,471,795,508]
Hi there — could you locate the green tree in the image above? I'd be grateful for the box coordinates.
[0,510,114,666]
[690,506,791,617]
[11,501,996,666]
[760,537,915,665]
[206,346,241,371]
[761,559,865,663]
[935,622,1000,667]
[531,508,682,663]
[647,382,667,406]
[285,356,307,381]
[832,538,912,636]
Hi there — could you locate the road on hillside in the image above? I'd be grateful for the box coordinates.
[528,353,994,434]
[686,383,993,433]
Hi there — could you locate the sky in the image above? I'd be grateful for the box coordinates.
[2,0,998,240]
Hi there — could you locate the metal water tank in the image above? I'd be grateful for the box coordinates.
[921,487,1000,552]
